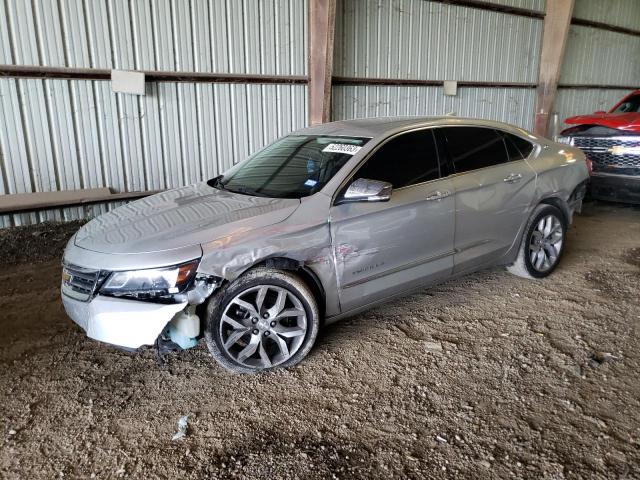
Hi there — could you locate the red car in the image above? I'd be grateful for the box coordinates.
[558,90,640,204]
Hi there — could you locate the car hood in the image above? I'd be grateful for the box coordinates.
[74,183,300,254]
[564,112,640,132]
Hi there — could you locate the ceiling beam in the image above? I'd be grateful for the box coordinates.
[534,0,575,137]
[308,0,337,125]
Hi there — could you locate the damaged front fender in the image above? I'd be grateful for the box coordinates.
[197,195,340,316]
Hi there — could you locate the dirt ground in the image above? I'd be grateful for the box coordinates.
[0,201,639,479]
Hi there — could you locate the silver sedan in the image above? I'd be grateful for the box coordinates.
[61,117,590,372]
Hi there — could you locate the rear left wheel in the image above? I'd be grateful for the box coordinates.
[205,267,319,373]
[507,204,567,279]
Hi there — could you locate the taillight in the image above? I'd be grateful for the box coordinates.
[585,157,593,176]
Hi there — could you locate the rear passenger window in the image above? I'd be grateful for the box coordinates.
[500,131,525,162]
[507,133,534,158]
[354,129,440,188]
[441,127,508,174]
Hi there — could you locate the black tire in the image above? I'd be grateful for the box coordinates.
[507,204,567,279]
[205,267,320,373]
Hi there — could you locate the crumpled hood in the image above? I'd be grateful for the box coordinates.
[564,112,640,132]
[74,183,300,254]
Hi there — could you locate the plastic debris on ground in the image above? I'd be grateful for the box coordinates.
[171,414,192,441]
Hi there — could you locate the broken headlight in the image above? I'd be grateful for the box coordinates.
[100,260,199,301]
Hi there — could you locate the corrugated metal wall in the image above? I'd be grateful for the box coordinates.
[483,0,545,11]
[334,0,542,81]
[555,0,640,126]
[555,88,632,122]
[573,0,640,32]
[0,0,308,227]
[332,0,542,129]
[2,0,639,227]
[0,0,307,74]
[560,27,640,87]
[0,79,307,225]
[333,85,536,129]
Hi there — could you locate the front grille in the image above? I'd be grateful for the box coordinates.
[62,264,101,302]
[571,136,640,173]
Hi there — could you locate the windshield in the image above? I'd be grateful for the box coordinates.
[215,135,370,199]
[612,95,640,113]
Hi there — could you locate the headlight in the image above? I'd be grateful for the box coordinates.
[100,260,199,300]
[556,136,573,145]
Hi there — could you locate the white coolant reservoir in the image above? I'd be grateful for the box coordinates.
[167,306,200,349]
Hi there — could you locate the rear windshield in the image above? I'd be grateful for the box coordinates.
[612,95,640,113]
[215,135,369,199]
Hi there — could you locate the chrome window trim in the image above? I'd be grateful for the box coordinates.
[331,124,541,206]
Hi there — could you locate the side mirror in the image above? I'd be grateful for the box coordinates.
[338,178,392,204]
[593,110,606,115]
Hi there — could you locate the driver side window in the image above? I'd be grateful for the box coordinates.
[353,129,441,188]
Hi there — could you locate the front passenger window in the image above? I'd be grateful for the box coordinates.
[354,129,440,188]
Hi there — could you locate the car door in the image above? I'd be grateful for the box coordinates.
[330,129,455,313]
[435,126,537,274]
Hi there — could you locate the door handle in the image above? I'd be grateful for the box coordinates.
[503,173,523,184]
[426,190,452,201]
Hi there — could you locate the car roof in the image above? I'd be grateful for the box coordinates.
[294,116,533,139]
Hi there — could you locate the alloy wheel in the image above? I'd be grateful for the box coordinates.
[529,214,563,273]
[219,285,307,368]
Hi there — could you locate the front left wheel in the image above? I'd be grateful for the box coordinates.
[205,267,320,373]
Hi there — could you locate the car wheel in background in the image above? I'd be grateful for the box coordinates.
[205,267,319,373]
[507,204,567,279]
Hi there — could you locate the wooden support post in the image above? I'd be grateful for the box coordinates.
[534,0,575,137]
[309,0,336,125]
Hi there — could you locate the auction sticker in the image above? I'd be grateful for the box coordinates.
[322,143,362,155]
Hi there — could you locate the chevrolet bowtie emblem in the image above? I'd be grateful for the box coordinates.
[608,145,640,155]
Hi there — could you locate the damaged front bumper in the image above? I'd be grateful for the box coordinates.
[61,261,220,351]
[62,293,187,349]
[62,273,220,350]
[60,238,223,350]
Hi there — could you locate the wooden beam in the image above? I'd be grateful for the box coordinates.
[558,83,639,90]
[0,65,308,85]
[308,0,337,125]
[429,0,544,19]
[0,188,158,215]
[534,0,575,137]
[333,76,537,88]
[571,17,640,38]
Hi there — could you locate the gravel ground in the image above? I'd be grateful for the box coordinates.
[0,220,84,266]
[0,201,638,479]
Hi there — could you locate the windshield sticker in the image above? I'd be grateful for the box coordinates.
[304,179,318,187]
[322,143,362,155]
